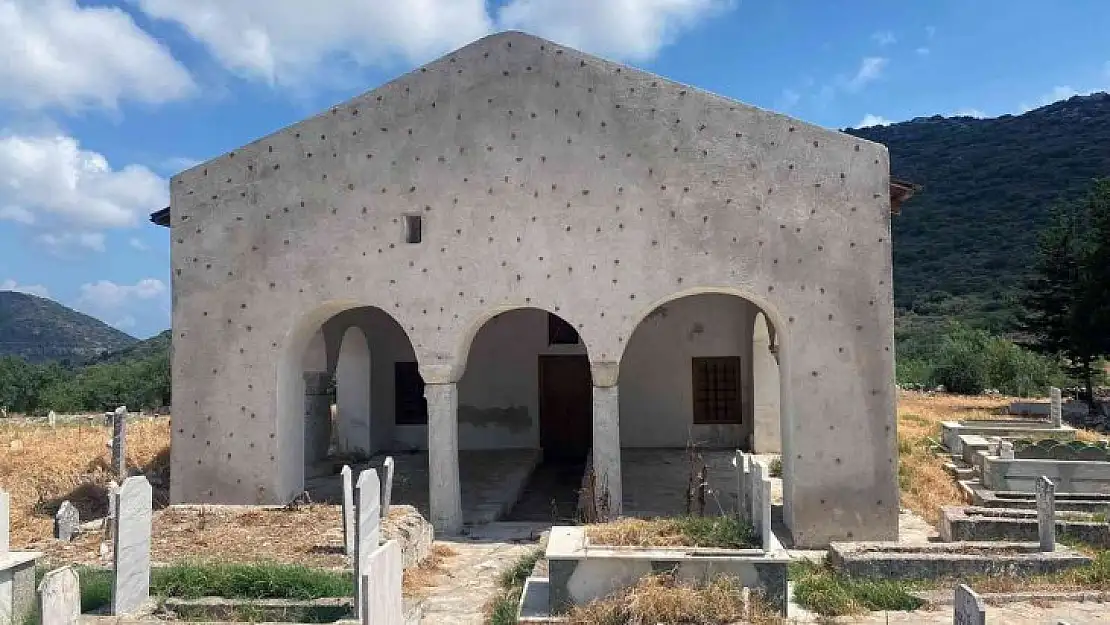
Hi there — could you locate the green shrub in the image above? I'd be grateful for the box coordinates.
[790,561,923,616]
[768,457,783,478]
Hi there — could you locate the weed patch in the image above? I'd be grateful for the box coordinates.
[789,561,923,617]
[586,516,756,549]
[486,549,543,625]
[565,573,781,624]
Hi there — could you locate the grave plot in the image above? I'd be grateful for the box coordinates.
[518,452,791,621]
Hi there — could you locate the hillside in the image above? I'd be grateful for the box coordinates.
[0,291,137,364]
[87,330,171,365]
[847,92,1110,332]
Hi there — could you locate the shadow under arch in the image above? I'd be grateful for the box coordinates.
[613,286,795,521]
[452,304,596,383]
[275,300,420,502]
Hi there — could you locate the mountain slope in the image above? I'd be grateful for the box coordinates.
[87,330,171,366]
[847,92,1110,330]
[0,291,137,363]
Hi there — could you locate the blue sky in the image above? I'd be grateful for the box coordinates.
[2,0,1108,339]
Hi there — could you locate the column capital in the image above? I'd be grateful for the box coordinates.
[419,364,455,385]
[590,361,620,388]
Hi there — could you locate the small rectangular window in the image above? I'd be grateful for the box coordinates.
[395,362,428,424]
[404,215,422,244]
[548,313,581,345]
[692,356,741,424]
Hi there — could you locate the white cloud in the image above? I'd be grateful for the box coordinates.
[953,108,986,118]
[847,57,888,91]
[37,232,106,255]
[1,279,49,298]
[497,0,730,63]
[159,156,202,173]
[871,31,896,47]
[857,114,892,128]
[916,47,930,56]
[0,133,168,229]
[1019,85,1085,112]
[925,26,936,39]
[78,278,166,311]
[0,0,194,111]
[777,88,800,109]
[113,316,137,331]
[131,0,493,85]
[0,205,34,224]
[130,0,730,86]
[129,237,150,251]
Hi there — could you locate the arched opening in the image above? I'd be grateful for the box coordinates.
[458,307,593,522]
[277,303,424,509]
[617,292,788,517]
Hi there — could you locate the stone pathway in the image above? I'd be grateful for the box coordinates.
[788,600,1109,623]
[418,522,548,625]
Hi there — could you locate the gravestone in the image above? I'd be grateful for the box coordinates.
[353,469,381,619]
[341,465,354,557]
[54,501,80,542]
[732,450,747,522]
[1050,387,1063,428]
[112,406,128,478]
[48,410,57,428]
[359,540,403,625]
[381,457,395,519]
[953,584,985,625]
[999,440,1015,460]
[39,566,81,625]
[1036,475,1056,552]
[0,488,8,553]
[750,460,772,549]
[111,475,152,615]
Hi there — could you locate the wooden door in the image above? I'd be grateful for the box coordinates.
[539,355,593,461]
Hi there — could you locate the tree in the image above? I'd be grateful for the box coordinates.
[1022,179,1110,402]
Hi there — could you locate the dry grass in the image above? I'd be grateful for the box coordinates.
[403,544,457,597]
[566,574,782,625]
[585,516,753,549]
[896,391,1104,525]
[0,417,170,545]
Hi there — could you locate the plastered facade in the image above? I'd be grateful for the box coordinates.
[167,31,898,546]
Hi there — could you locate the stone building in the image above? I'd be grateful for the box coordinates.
[152,31,917,547]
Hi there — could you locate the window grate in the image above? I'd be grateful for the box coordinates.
[691,356,741,424]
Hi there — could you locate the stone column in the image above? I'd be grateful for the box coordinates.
[426,383,462,534]
[591,380,622,518]
[1050,387,1063,428]
[303,372,333,476]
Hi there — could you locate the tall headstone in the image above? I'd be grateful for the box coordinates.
[341,466,354,557]
[359,540,403,625]
[953,584,986,625]
[999,440,1015,460]
[1050,387,1063,428]
[1036,475,1056,552]
[749,460,772,549]
[112,406,128,478]
[352,469,381,619]
[111,476,152,616]
[54,501,80,542]
[732,451,747,522]
[48,410,57,428]
[39,566,81,625]
[0,488,9,553]
[381,457,395,519]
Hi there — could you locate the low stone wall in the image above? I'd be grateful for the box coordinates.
[828,541,1090,581]
[382,505,433,570]
[968,483,1110,512]
[940,506,1110,547]
[981,456,1110,494]
[942,420,1076,455]
[545,525,790,615]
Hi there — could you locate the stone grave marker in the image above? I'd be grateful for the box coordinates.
[1050,386,1063,428]
[54,501,80,542]
[732,450,747,522]
[359,540,402,625]
[112,406,128,478]
[381,457,395,519]
[48,410,57,428]
[39,566,81,625]
[353,469,381,619]
[111,475,152,615]
[953,584,985,625]
[341,465,354,557]
[1,488,9,553]
[1036,475,1056,552]
[999,440,1015,459]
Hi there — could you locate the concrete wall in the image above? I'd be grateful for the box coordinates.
[618,294,753,448]
[168,31,898,545]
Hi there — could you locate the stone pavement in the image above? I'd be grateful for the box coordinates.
[419,522,548,625]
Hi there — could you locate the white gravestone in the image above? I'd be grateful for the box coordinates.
[341,466,355,557]
[381,457,395,519]
[953,584,986,625]
[111,476,152,615]
[1036,475,1056,552]
[999,440,1015,460]
[732,451,747,522]
[750,461,772,549]
[1,489,9,554]
[353,469,381,619]
[39,566,81,625]
[54,501,80,542]
[1050,387,1063,428]
[359,540,403,625]
[48,410,57,428]
[112,406,128,478]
